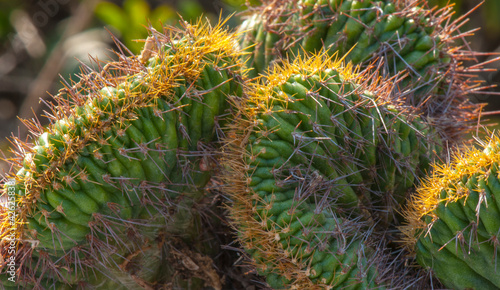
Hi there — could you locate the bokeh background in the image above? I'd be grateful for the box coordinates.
[0,0,498,172]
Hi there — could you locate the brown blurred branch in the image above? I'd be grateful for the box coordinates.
[17,0,100,139]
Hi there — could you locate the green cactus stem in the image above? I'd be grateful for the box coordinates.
[0,19,244,289]
[402,133,500,290]
[222,53,440,288]
[237,0,484,143]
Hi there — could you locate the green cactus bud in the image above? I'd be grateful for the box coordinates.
[402,134,500,289]
[222,53,439,288]
[0,19,244,288]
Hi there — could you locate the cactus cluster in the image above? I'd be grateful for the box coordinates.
[0,1,497,289]
[238,0,482,141]
[240,0,451,78]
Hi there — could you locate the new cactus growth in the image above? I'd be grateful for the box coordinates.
[0,19,243,288]
[403,134,500,289]
[222,53,441,288]
[237,0,483,142]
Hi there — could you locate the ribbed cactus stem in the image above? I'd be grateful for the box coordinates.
[0,18,244,289]
[237,0,484,144]
[402,133,500,290]
[222,53,440,288]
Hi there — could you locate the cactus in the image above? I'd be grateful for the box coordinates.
[402,134,500,289]
[221,53,441,288]
[240,0,451,74]
[0,19,244,288]
[237,0,483,142]
[0,5,494,289]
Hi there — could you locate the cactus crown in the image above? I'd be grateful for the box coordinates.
[401,133,500,289]
[2,16,239,228]
[402,133,500,249]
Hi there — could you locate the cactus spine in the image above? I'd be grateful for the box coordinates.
[0,4,494,289]
[0,19,244,289]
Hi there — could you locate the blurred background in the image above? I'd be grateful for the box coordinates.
[0,0,497,171]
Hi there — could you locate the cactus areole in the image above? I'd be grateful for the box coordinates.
[0,20,244,288]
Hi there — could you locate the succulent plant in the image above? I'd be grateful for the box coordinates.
[402,134,500,289]
[0,19,244,289]
[0,3,494,289]
[237,0,483,142]
[221,53,442,288]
